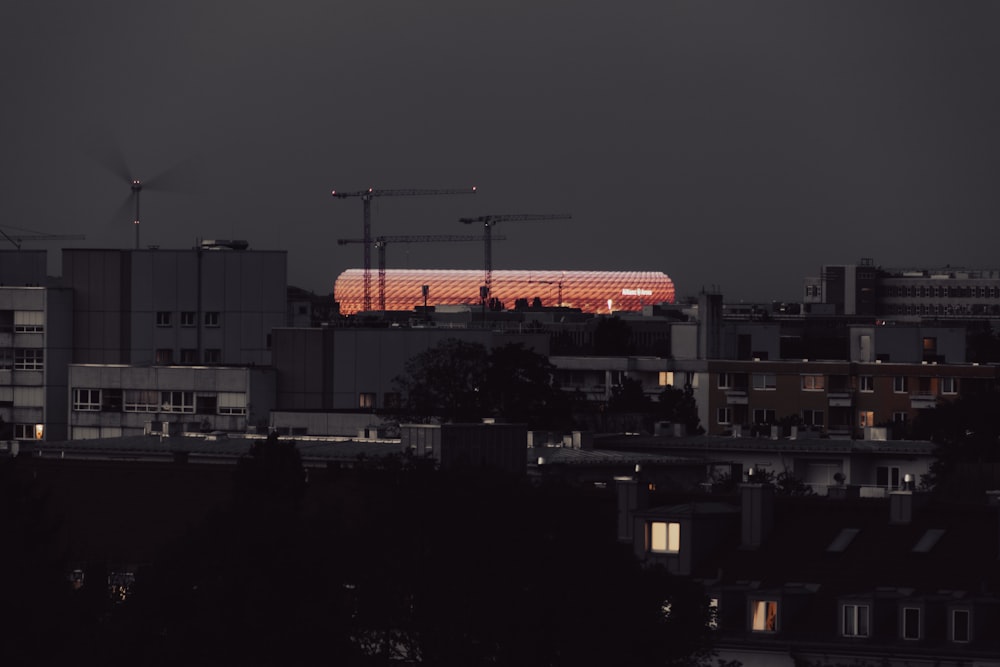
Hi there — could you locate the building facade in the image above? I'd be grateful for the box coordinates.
[67,364,276,439]
[62,245,287,366]
[0,286,73,442]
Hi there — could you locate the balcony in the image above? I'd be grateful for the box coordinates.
[725,389,748,405]
[910,393,937,409]
[827,392,852,407]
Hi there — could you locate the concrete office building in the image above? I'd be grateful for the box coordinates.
[61,243,286,366]
[0,286,73,442]
[67,364,276,439]
[806,259,1000,318]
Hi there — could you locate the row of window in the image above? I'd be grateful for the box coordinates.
[154,349,222,365]
[718,408,914,428]
[72,389,247,415]
[883,284,1000,299]
[883,303,1000,316]
[0,310,44,333]
[748,599,968,642]
[720,373,958,395]
[0,348,44,371]
[155,311,220,327]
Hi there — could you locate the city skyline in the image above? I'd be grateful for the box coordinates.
[4,2,1000,302]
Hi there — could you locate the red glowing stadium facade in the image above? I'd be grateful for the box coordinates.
[334,269,675,315]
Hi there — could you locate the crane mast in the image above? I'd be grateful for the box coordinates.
[332,187,477,311]
[458,213,571,299]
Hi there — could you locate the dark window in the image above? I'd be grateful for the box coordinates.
[180,312,196,327]
[180,349,199,364]
[204,349,222,364]
[156,311,172,327]
[196,395,218,414]
[205,312,220,327]
[155,349,173,365]
[102,388,123,412]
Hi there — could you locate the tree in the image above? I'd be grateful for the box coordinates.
[393,338,490,423]
[393,339,573,427]
[658,384,704,435]
[608,377,653,413]
[912,391,1000,498]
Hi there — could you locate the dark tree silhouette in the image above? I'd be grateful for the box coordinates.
[912,391,1000,497]
[393,338,489,423]
[658,384,704,435]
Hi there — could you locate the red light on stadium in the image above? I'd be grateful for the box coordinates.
[333,269,675,315]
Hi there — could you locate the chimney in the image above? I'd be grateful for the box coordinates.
[741,483,774,549]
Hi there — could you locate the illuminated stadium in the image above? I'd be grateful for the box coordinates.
[334,269,675,315]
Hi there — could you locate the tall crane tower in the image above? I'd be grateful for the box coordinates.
[337,233,504,312]
[0,226,85,250]
[332,187,477,312]
[458,213,571,298]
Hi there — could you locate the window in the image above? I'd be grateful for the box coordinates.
[717,407,732,425]
[802,409,824,427]
[180,349,199,364]
[180,311,196,327]
[155,349,173,365]
[13,310,43,333]
[751,600,778,633]
[205,311,220,327]
[752,373,776,390]
[218,392,247,415]
[0,349,11,369]
[13,423,41,441]
[843,604,870,637]
[859,410,874,428]
[359,392,375,409]
[124,390,158,412]
[707,598,719,630]
[902,607,921,640]
[196,395,217,414]
[13,387,44,407]
[893,376,907,393]
[156,311,172,327]
[658,371,674,387]
[102,389,123,412]
[752,409,776,425]
[14,348,43,370]
[952,609,970,643]
[801,375,825,391]
[877,465,901,490]
[941,377,957,395]
[718,373,733,390]
[204,349,222,364]
[893,412,908,424]
[160,391,194,413]
[648,521,680,554]
[859,375,874,392]
[73,389,101,411]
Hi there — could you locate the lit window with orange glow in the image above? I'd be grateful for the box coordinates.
[34,424,44,440]
[751,600,778,632]
[648,521,680,554]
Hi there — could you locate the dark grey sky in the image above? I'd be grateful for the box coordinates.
[3,1,1000,302]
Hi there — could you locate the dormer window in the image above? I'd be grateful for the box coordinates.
[951,609,970,643]
[902,606,921,640]
[842,603,870,637]
[647,521,680,554]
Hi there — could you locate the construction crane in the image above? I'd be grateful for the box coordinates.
[336,233,505,312]
[458,214,571,298]
[0,227,85,250]
[332,187,477,312]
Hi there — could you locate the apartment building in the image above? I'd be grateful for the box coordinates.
[624,483,1000,665]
